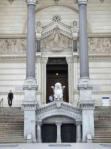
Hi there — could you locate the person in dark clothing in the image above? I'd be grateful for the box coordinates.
[8,90,13,107]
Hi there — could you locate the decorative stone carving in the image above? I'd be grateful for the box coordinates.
[88,38,111,54]
[36,102,82,122]
[78,0,88,5]
[41,27,72,51]
[23,77,38,90]
[51,82,65,101]
[0,37,111,54]
[78,78,92,90]
[52,15,61,23]
[0,39,26,54]
[71,20,79,39]
[36,21,42,39]
[26,0,38,5]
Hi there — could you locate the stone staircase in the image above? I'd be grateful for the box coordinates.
[94,106,111,143]
[0,106,111,143]
[0,107,26,143]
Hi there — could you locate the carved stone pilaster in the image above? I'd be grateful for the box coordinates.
[36,21,42,40]
[78,78,93,102]
[71,21,79,40]
[78,0,88,5]
[41,57,48,104]
[66,57,74,104]
[78,78,95,142]
[26,0,38,5]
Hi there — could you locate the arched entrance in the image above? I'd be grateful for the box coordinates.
[46,57,69,103]
[36,101,82,143]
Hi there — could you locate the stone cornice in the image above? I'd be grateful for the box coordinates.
[1,33,111,39]
[78,0,88,5]
[26,0,38,5]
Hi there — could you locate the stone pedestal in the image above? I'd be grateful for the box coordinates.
[78,78,95,142]
[23,78,38,142]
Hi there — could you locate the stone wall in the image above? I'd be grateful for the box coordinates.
[0,0,111,34]
[0,37,111,107]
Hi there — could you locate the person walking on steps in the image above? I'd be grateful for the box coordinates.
[8,90,14,107]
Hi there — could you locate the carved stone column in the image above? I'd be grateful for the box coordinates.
[36,21,42,52]
[78,0,95,142]
[76,121,81,142]
[22,0,38,143]
[37,121,42,143]
[56,122,62,143]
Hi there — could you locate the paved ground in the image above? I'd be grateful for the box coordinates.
[0,143,111,149]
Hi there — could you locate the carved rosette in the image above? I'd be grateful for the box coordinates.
[26,0,38,5]
[78,0,88,5]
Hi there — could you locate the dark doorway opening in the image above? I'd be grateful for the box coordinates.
[61,124,76,143]
[41,124,57,143]
[46,57,69,103]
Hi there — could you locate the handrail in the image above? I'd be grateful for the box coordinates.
[0,98,3,107]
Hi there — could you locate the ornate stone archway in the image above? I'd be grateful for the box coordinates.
[36,101,82,143]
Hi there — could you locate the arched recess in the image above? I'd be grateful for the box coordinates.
[23,5,91,33]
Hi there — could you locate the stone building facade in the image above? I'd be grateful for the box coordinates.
[0,0,111,143]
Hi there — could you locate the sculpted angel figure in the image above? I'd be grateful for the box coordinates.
[51,82,65,101]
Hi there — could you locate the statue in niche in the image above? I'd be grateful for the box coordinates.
[51,82,65,101]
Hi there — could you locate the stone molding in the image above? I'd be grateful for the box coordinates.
[78,0,88,5]
[78,100,95,110]
[23,77,38,90]
[76,121,82,125]
[78,78,92,90]
[36,101,82,122]
[22,102,37,111]
[26,0,38,5]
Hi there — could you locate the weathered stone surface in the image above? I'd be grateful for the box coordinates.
[0,39,26,54]
[88,38,111,54]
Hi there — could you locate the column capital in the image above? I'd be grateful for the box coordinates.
[56,121,62,126]
[26,0,38,5]
[78,0,88,5]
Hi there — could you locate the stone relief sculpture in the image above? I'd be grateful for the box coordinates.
[51,82,65,101]
[0,39,26,54]
[41,27,72,51]
[88,38,111,54]
[0,37,111,55]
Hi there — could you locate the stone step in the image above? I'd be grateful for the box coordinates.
[94,106,111,143]
[0,107,24,143]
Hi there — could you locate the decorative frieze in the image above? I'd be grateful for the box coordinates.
[0,38,111,54]
[88,38,111,54]
[0,39,26,54]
